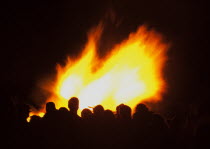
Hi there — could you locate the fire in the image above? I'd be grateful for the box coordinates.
[33,23,168,117]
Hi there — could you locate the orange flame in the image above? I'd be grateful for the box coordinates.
[32,23,169,117]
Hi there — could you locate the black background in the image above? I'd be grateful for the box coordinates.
[3,0,210,112]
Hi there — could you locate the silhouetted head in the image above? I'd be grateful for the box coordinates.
[120,105,132,120]
[116,104,124,118]
[93,105,104,117]
[59,107,69,112]
[68,97,79,113]
[81,108,93,119]
[30,115,41,124]
[46,102,56,113]
[104,110,115,121]
[135,103,149,113]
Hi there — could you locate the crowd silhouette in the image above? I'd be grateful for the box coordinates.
[5,97,210,149]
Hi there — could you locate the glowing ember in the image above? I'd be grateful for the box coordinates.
[33,23,168,116]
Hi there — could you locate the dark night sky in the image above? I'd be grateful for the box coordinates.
[3,0,210,111]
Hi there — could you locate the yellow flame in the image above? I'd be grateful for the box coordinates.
[32,24,168,117]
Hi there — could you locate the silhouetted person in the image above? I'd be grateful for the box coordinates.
[91,105,106,147]
[28,115,44,148]
[57,107,70,122]
[133,103,153,125]
[59,107,69,112]
[103,109,117,148]
[119,104,132,121]
[132,103,154,148]
[116,104,125,119]
[93,104,104,120]
[67,97,81,149]
[51,107,73,148]
[43,101,57,121]
[104,109,115,122]
[42,102,59,148]
[81,108,93,120]
[68,97,81,120]
[58,107,69,119]
[115,104,132,149]
[81,108,94,148]
[46,102,56,111]
[30,115,42,125]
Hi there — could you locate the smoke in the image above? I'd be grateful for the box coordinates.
[30,72,57,112]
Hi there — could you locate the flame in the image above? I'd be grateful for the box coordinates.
[32,23,168,117]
